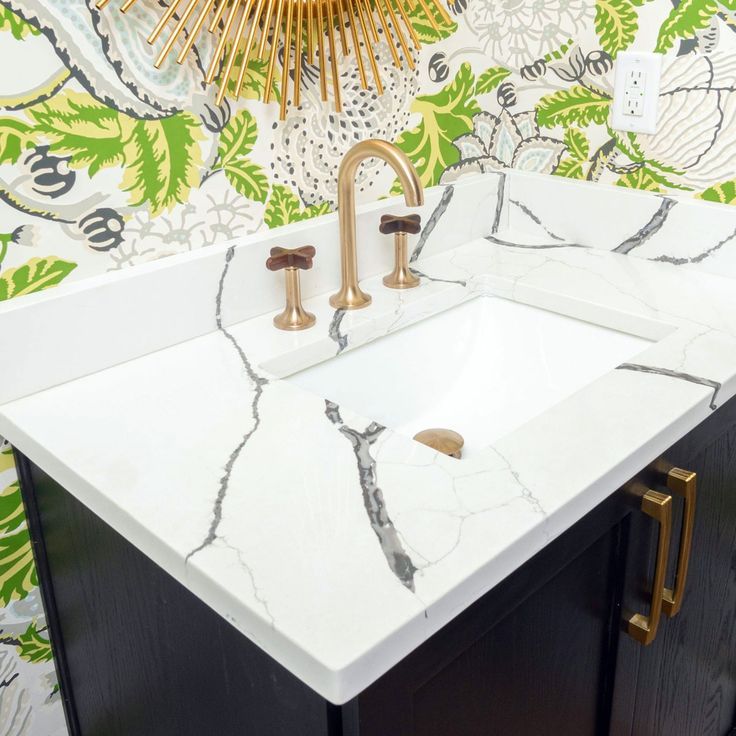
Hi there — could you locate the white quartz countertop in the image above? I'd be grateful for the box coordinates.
[2,177,736,705]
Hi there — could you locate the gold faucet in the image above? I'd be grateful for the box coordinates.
[329,139,424,310]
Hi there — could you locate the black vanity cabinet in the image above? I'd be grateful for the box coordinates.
[609,397,736,736]
[15,396,736,736]
[353,395,736,736]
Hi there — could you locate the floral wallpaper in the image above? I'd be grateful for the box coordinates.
[2,0,736,732]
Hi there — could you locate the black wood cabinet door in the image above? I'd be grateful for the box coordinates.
[17,456,337,736]
[352,496,630,736]
[611,397,736,736]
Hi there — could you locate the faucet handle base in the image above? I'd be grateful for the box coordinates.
[329,286,372,310]
[274,305,316,331]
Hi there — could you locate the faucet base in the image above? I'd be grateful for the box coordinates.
[329,286,372,310]
[273,307,316,331]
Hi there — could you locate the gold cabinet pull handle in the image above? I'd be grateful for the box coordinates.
[662,467,697,618]
[628,489,673,646]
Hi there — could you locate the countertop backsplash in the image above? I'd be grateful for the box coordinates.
[3,0,736,732]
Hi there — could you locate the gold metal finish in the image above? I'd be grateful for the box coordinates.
[279,0,295,118]
[355,0,383,94]
[316,0,328,102]
[383,231,420,289]
[627,489,673,646]
[100,0,451,117]
[235,0,266,97]
[263,0,285,103]
[154,0,199,68]
[415,0,439,31]
[258,0,277,57]
[208,0,229,33]
[393,0,421,50]
[330,140,424,310]
[324,0,343,112]
[177,0,217,64]
[147,0,185,45]
[381,0,414,69]
[345,0,367,89]
[360,0,379,44]
[374,0,401,68]
[379,214,421,289]
[661,466,697,618]
[216,0,254,105]
[306,0,315,63]
[335,0,349,55]
[413,429,464,459]
[429,0,453,24]
[206,0,242,84]
[273,268,316,330]
[293,0,304,107]
[267,246,316,331]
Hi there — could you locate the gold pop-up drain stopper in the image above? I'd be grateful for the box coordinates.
[413,428,464,459]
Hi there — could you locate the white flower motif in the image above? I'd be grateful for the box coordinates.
[636,52,736,189]
[463,0,595,70]
[272,40,419,206]
[5,0,218,119]
[441,109,565,183]
[109,187,257,269]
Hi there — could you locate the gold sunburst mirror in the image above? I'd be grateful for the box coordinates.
[96,0,452,119]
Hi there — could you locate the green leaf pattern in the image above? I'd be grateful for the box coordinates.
[0,483,37,608]
[699,180,736,204]
[0,5,38,39]
[655,0,720,52]
[214,111,269,202]
[536,86,612,129]
[475,67,511,95]
[394,63,480,190]
[595,0,638,55]
[0,257,77,300]
[407,1,457,43]
[264,185,331,227]
[121,114,204,215]
[29,92,127,176]
[16,622,53,664]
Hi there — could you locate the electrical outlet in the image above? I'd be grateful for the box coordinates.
[611,52,662,135]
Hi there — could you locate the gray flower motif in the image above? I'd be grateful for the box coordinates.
[549,45,587,82]
[428,52,450,83]
[585,50,613,76]
[23,147,75,199]
[201,99,232,134]
[9,225,39,247]
[440,110,566,183]
[78,208,125,252]
[520,59,547,81]
[497,81,517,107]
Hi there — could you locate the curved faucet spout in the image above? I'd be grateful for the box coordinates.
[330,139,424,310]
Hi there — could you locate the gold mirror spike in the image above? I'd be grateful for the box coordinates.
[97,0,449,119]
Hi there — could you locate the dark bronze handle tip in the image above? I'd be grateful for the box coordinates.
[266,245,316,271]
[379,213,422,235]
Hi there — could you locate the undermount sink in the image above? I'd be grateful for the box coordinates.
[285,297,652,457]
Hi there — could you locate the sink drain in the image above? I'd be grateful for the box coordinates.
[413,428,464,459]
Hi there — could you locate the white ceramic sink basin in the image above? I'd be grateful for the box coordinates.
[286,298,652,457]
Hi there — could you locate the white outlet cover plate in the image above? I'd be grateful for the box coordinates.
[611,51,663,135]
